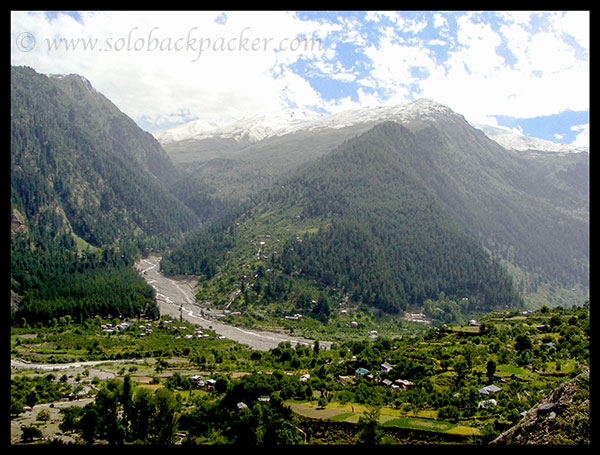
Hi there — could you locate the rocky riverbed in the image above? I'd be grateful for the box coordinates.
[135,255,330,351]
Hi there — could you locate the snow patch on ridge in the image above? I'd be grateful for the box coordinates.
[474,123,588,153]
[153,98,455,145]
[153,98,587,154]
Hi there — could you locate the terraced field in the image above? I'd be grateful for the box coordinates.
[286,401,480,436]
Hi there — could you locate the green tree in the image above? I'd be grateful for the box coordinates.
[59,406,83,433]
[229,405,260,445]
[261,400,303,445]
[80,404,99,444]
[129,389,154,442]
[356,405,383,445]
[151,387,179,445]
[121,374,134,432]
[95,380,125,444]
[25,390,38,409]
[515,333,533,353]
[486,359,497,385]
[453,355,470,390]
[20,425,43,443]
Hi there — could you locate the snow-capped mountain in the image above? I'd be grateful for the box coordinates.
[153,98,587,154]
[153,108,323,144]
[152,99,458,145]
[474,123,588,154]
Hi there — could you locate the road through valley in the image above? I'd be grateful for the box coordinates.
[135,255,330,351]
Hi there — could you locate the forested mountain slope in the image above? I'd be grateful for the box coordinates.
[11,66,200,249]
[10,66,203,325]
[162,122,525,316]
[160,100,588,306]
[377,111,588,297]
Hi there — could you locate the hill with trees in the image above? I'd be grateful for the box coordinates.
[10,66,208,325]
[162,121,525,321]
[160,101,588,309]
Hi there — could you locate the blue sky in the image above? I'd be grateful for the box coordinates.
[11,11,589,146]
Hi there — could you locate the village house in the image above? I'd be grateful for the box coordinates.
[478,384,501,395]
[380,362,394,373]
[478,398,497,409]
[355,367,369,377]
[381,379,393,388]
[394,379,414,390]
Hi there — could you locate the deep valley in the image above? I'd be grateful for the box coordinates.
[10,65,589,446]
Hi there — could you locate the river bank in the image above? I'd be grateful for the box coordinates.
[135,255,331,351]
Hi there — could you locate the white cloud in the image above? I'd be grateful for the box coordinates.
[416,11,589,123]
[427,39,446,46]
[570,123,589,147]
[433,13,448,30]
[11,10,331,130]
[11,10,589,136]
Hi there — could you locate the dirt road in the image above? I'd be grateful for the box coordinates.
[136,255,330,351]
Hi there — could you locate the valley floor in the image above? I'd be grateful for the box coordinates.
[136,255,331,350]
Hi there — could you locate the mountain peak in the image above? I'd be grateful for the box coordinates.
[49,73,97,93]
[154,98,586,156]
[153,99,461,145]
[153,107,323,144]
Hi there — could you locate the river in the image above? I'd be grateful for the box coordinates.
[135,255,331,351]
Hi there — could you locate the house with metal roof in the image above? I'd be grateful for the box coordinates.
[478,384,501,395]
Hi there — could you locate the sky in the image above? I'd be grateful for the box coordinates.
[11,10,589,147]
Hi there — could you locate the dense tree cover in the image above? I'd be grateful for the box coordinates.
[11,66,200,249]
[159,228,234,278]
[164,122,523,315]
[160,204,246,276]
[56,373,304,445]
[11,233,158,326]
[166,174,234,224]
[56,377,180,444]
[182,372,305,445]
[10,374,75,416]
[10,66,204,326]
[407,124,588,293]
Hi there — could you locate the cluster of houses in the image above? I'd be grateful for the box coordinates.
[334,362,415,391]
[183,328,211,340]
[189,375,217,389]
[161,321,222,340]
[99,319,224,340]
[100,321,133,334]
[99,320,159,337]
[136,324,155,337]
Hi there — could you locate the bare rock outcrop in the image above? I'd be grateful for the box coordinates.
[491,368,590,445]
